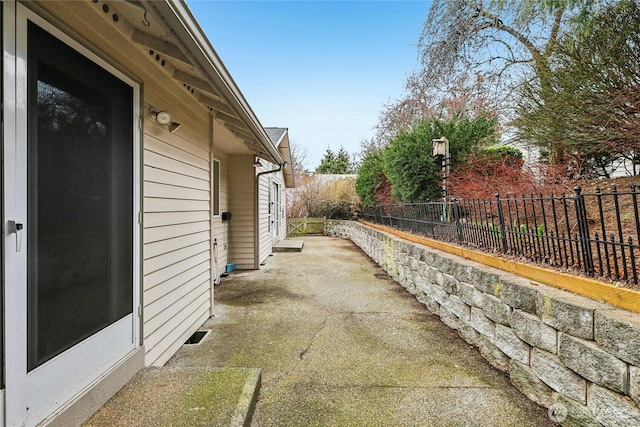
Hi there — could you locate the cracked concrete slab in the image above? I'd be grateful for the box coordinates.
[168,236,554,426]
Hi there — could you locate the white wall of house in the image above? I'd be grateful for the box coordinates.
[212,150,231,280]
[142,119,213,367]
[274,170,288,244]
[257,163,287,265]
[1,2,282,424]
[257,164,272,265]
[229,155,257,270]
[276,183,287,242]
[28,0,269,369]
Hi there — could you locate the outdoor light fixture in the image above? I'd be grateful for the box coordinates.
[253,156,264,168]
[154,110,172,125]
[151,108,182,133]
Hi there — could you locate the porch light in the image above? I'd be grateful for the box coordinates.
[151,108,182,133]
[154,110,172,125]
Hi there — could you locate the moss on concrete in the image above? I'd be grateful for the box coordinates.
[92,236,554,427]
[165,369,248,426]
[83,367,259,427]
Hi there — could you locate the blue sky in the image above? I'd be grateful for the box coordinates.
[187,0,432,169]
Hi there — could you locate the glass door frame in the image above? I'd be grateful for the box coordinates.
[3,3,141,425]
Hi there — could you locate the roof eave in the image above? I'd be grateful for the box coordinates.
[277,132,296,188]
[150,0,284,165]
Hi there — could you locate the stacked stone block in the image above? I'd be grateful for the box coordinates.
[325,220,640,427]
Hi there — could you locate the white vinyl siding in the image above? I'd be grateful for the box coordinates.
[229,155,256,269]
[3,6,283,427]
[23,0,215,370]
[257,164,287,265]
[212,151,229,276]
[257,164,272,265]
[274,175,287,242]
[30,0,264,372]
[143,121,211,366]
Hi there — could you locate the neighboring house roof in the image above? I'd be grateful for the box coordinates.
[265,127,287,145]
[119,0,284,164]
[265,127,296,188]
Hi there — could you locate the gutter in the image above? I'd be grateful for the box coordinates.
[254,163,284,269]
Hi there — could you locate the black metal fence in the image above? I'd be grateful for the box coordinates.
[362,185,640,286]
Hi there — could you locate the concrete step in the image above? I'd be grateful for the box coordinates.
[272,239,304,252]
[83,367,261,427]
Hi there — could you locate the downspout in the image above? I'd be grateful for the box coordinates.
[254,162,284,269]
[209,113,216,317]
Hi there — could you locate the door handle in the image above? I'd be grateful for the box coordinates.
[8,220,23,252]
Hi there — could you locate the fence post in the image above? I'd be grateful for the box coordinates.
[453,200,463,243]
[495,194,508,254]
[573,186,594,275]
[633,184,640,247]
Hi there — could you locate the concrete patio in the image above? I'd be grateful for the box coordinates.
[86,236,554,426]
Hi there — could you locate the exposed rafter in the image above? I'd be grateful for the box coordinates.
[131,29,190,64]
[198,94,235,116]
[173,69,220,97]
[216,111,250,129]
[105,1,284,164]
[225,125,258,143]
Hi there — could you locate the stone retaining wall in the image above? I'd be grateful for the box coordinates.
[325,220,640,427]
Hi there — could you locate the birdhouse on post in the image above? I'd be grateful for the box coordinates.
[432,137,449,157]
[431,137,450,221]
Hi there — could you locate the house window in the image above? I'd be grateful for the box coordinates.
[213,159,220,216]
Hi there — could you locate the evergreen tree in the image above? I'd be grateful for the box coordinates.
[315,146,355,174]
[355,150,386,208]
[380,115,498,202]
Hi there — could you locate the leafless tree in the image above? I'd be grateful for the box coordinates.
[286,175,359,219]
[418,1,574,92]
[289,139,311,176]
[369,71,501,150]
[416,1,612,164]
[515,0,640,176]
